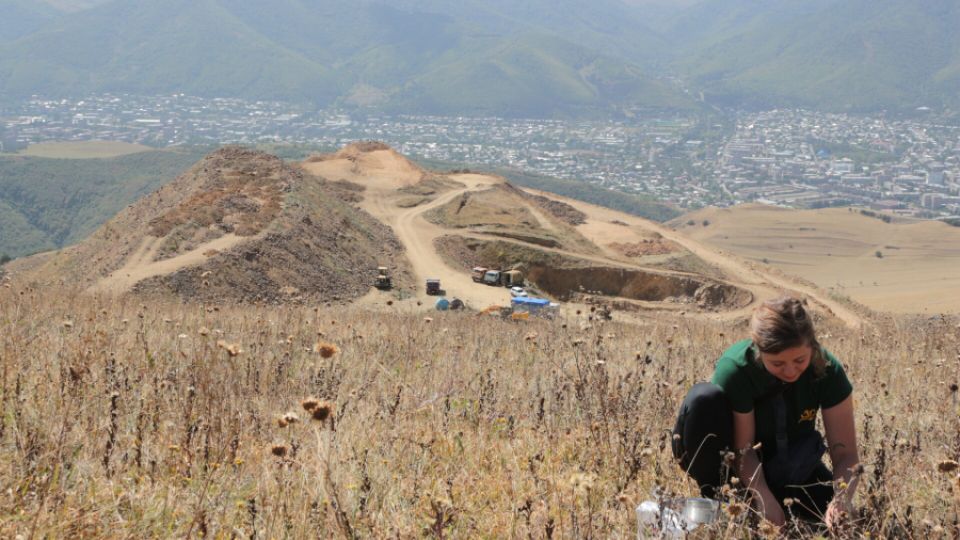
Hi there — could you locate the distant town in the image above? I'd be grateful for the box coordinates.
[2,94,959,218]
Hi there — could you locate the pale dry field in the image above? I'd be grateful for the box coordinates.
[17,141,153,159]
[676,205,960,314]
[1,284,957,538]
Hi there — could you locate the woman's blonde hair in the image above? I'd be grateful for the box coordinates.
[750,296,826,378]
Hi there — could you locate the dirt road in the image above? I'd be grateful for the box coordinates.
[521,188,864,328]
[89,234,249,294]
[346,172,515,310]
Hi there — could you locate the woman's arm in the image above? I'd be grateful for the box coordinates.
[733,410,785,526]
[822,395,859,527]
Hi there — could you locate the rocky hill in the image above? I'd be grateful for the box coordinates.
[14,147,408,303]
[8,143,870,324]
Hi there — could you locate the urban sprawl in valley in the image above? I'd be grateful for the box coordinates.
[2,94,959,218]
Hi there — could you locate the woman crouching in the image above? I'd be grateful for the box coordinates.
[672,296,860,530]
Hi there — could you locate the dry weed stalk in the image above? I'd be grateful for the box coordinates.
[0,287,957,537]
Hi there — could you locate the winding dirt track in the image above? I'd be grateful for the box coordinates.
[89,234,250,294]
[69,145,864,328]
[381,176,514,309]
[322,148,864,326]
[521,188,864,328]
[649,223,863,328]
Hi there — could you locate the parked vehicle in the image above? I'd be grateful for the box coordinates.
[426,278,442,295]
[482,270,502,285]
[502,270,523,287]
[471,267,488,283]
[374,266,392,290]
[510,286,527,297]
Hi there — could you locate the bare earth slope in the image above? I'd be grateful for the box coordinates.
[10,143,867,327]
[302,144,859,327]
[674,204,960,315]
[13,147,408,304]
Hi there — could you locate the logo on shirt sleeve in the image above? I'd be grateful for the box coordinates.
[799,409,817,423]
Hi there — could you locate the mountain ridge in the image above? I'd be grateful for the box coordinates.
[0,0,689,116]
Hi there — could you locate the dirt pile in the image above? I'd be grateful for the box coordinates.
[17,147,408,304]
[302,141,428,188]
[608,238,678,257]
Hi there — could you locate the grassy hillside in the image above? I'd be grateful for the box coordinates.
[673,204,960,314]
[0,148,206,258]
[0,0,56,41]
[673,0,960,110]
[0,289,955,537]
[18,140,154,158]
[0,0,691,116]
[396,33,690,117]
[0,0,340,103]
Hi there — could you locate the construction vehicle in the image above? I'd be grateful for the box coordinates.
[471,267,488,282]
[426,278,442,295]
[374,266,392,290]
[502,269,523,287]
[482,270,502,286]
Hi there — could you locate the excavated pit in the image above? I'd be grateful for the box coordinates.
[526,265,751,308]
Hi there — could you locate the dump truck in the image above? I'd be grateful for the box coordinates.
[502,269,523,287]
[426,278,442,295]
[471,267,488,283]
[374,266,392,290]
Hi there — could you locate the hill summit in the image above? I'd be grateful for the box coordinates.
[22,146,407,303]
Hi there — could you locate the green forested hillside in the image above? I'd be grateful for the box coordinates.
[0,0,690,116]
[3,0,956,115]
[0,148,206,258]
[0,0,56,42]
[671,0,960,110]
[0,0,340,103]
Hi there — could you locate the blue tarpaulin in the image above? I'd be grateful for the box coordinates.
[511,297,551,307]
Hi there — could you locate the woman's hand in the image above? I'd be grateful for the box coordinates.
[759,488,786,526]
[825,497,853,530]
[823,395,860,531]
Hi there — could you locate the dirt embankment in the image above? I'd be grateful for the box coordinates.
[133,165,408,304]
[608,238,679,257]
[434,235,751,310]
[134,215,405,305]
[528,265,751,308]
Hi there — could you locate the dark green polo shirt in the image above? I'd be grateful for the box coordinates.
[711,339,852,458]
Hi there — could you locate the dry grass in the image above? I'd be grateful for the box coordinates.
[1,286,958,538]
[17,141,154,159]
[675,204,960,314]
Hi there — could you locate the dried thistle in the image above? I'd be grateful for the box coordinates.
[758,520,779,538]
[301,398,320,412]
[937,459,959,473]
[314,342,340,358]
[271,444,288,458]
[311,401,334,422]
[216,340,242,357]
[725,502,746,517]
